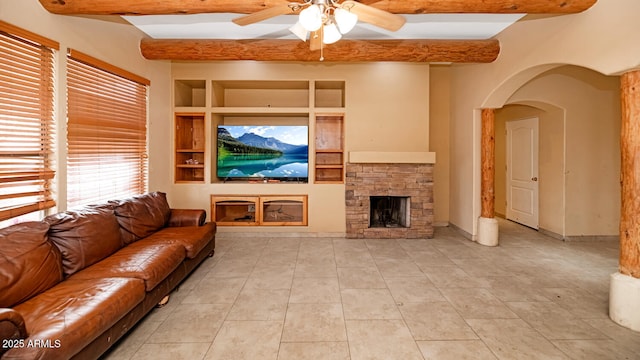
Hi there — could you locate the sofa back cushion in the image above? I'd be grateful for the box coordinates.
[113,192,171,245]
[45,207,123,277]
[0,222,63,307]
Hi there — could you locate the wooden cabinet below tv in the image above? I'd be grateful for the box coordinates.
[211,194,307,226]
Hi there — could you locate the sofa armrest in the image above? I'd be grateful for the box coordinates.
[168,209,206,227]
[0,308,27,355]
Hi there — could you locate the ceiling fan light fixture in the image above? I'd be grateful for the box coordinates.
[322,22,342,44]
[289,21,309,41]
[334,8,358,34]
[299,4,323,32]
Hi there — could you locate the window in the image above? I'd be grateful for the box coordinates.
[0,21,58,223]
[66,50,149,208]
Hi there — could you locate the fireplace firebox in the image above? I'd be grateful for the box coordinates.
[370,196,410,228]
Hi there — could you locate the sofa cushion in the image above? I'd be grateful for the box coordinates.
[113,192,171,245]
[0,222,63,308]
[143,222,216,259]
[168,209,206,227]
[45,207,123,277]
[7,277,145,360]
[70,241,186,291]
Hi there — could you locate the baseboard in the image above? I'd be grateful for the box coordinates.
[216,231,346,238]
[563,234,619,242]
[538,227,564,241]
[539,227,618,242]
[448,222,474,241]
[217,223,450,239]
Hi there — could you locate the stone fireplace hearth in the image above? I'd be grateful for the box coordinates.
[345,161,434,239]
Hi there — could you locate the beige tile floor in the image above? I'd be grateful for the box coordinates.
[102,220,640,360]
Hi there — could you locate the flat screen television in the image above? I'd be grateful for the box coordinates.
[217,125,309,181]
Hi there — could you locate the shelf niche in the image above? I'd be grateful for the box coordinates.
[175,112,205,183]
[211,112,310,183]
[212,80,309,108]
[175,80,206,107]
[314,113,345,183]
[211,196,259,225]
[315,81,345,108]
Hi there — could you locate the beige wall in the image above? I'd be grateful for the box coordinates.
[6,0,632,238]
[1,0,171,212]
[449,0,639,237]
[429,66,451,225]
[166,62,431,234]
[2,2,436,235]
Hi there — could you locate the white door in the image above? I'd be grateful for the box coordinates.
[506,117,539,229]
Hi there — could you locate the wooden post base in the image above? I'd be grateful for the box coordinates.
[477,216,499,247]
[610,272,640,332]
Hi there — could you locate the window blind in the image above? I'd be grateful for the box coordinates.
[66,50,149,208]
[0,21,58,222]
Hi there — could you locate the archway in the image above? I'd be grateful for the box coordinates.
[479,64,621,245]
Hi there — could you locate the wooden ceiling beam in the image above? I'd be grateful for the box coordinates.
[140,38,500,63]
[38,0,596,15]
[364,0,597,14]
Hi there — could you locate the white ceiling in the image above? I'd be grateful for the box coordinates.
[123,13,525,41]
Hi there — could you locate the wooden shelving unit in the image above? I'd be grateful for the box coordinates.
[211,196,259,225]
[260,195,308,226]
[314,113,345,183]
[211,194,307,226]
[173,79,346,188]
[175,112,205,183]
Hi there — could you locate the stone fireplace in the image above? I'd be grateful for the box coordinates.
[345,158,434,239]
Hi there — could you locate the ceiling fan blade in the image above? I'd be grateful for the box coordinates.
[309,30,322,51]
[232,4,294,26]
[342,1,406,32]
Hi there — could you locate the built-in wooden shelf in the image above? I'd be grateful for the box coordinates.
[175,112,205,183]
[315,114,345,183]
[260,195,308,226]
[211,194,307,226]
[211,196,260,226]
[173,79,346,184]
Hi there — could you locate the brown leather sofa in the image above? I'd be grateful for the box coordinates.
[0,192,216,360]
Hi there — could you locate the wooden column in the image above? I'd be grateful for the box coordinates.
[620,70,640,278]
[481,108,496,219]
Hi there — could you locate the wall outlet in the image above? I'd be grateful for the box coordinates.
[248,204,255,212]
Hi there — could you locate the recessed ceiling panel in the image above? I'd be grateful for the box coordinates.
[123,13,525,40]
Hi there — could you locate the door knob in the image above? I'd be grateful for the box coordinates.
[531,177,538,181]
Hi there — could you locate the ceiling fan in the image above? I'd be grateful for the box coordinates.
[232,0,406,53]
